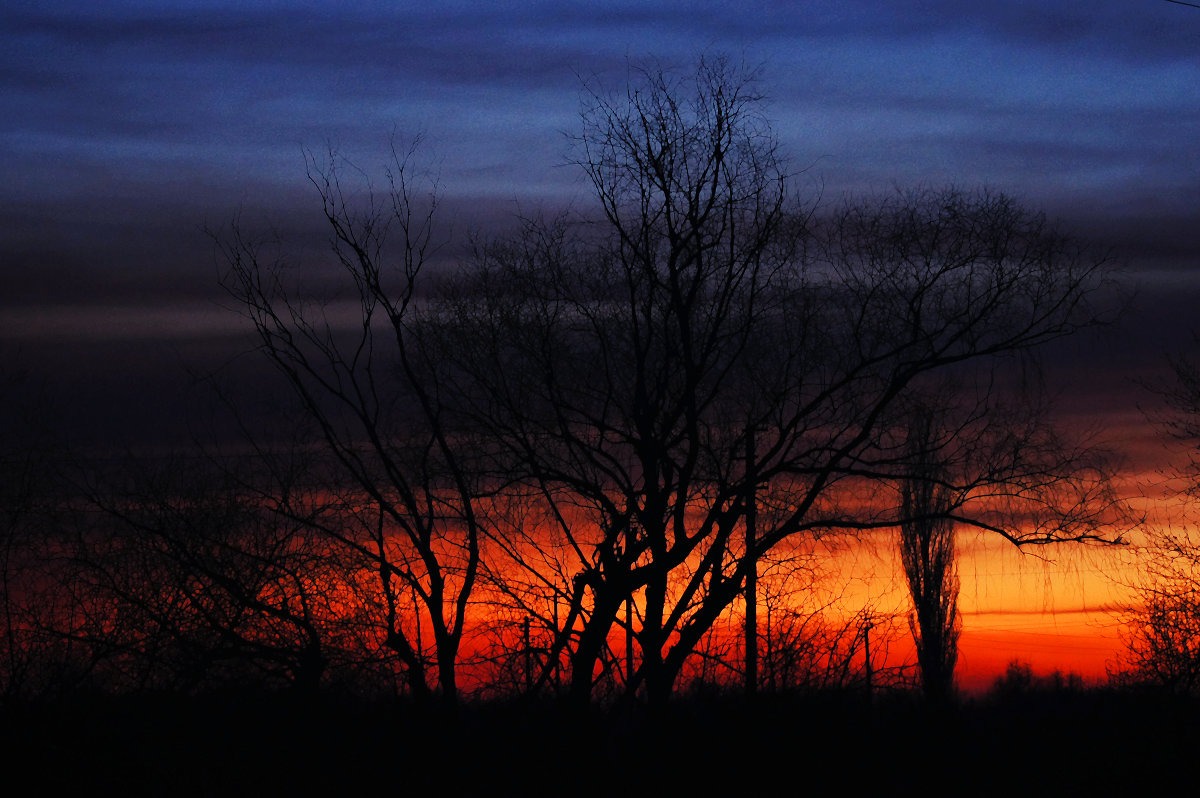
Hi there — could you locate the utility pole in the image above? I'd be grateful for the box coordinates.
[626,513,637,697]
[745,425,758,698]
[863,613,874,699]
[523,616,532,692]
[413,582,422,659]
[766,598,774,693]
[552,590,560,689]
[625,594,634,693]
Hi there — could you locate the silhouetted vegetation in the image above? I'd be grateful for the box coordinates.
[3,60,1168,793]
[214,55,1126,708]
[1,678,1195,794]
[899,410,961,705]
[1115,347,1200,690]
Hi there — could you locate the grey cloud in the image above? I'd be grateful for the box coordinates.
[2,0,1196,311]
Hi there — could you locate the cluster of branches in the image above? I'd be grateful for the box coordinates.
[0,56,1131,707]
[1117,350,1200,691]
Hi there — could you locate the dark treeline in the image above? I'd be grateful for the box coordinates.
[9,56,1195,724]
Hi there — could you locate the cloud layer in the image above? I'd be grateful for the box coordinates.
[1,0,1197,445]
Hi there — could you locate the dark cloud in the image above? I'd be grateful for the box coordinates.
[753,1,1199,64]
[0,0,1196,448]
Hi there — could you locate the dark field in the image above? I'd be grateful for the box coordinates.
[3,687,1194,796]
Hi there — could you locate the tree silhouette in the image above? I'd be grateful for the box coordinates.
[899,411,960,705]
[424,56,1125,707]
[0,376,82,702]
[216,141,486,705]
[66,453,358,694]
[1119,349,1200,690]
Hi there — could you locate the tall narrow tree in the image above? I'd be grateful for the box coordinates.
[899,414,960,705]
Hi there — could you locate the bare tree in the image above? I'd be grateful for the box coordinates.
[899,411,960,705]
[1118,349,1200,691]
[0,380,45,701]
[216,142,485,705]
[426,56,801,706]
[427,56,1125,708]
[200,52,1129,709]
[0,376,83,701]
[62,452,362,694]
[1120,572,1200,692]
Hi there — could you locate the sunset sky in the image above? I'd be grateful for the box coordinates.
[3,0,1198,688]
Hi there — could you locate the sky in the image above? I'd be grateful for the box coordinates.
[2,0,1199,685]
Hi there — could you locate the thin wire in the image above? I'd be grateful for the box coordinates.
[1165,0,1200,9]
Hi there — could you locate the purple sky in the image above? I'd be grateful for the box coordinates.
[2,0,1198,448]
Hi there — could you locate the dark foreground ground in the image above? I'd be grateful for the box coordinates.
[1,687,1194,796]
